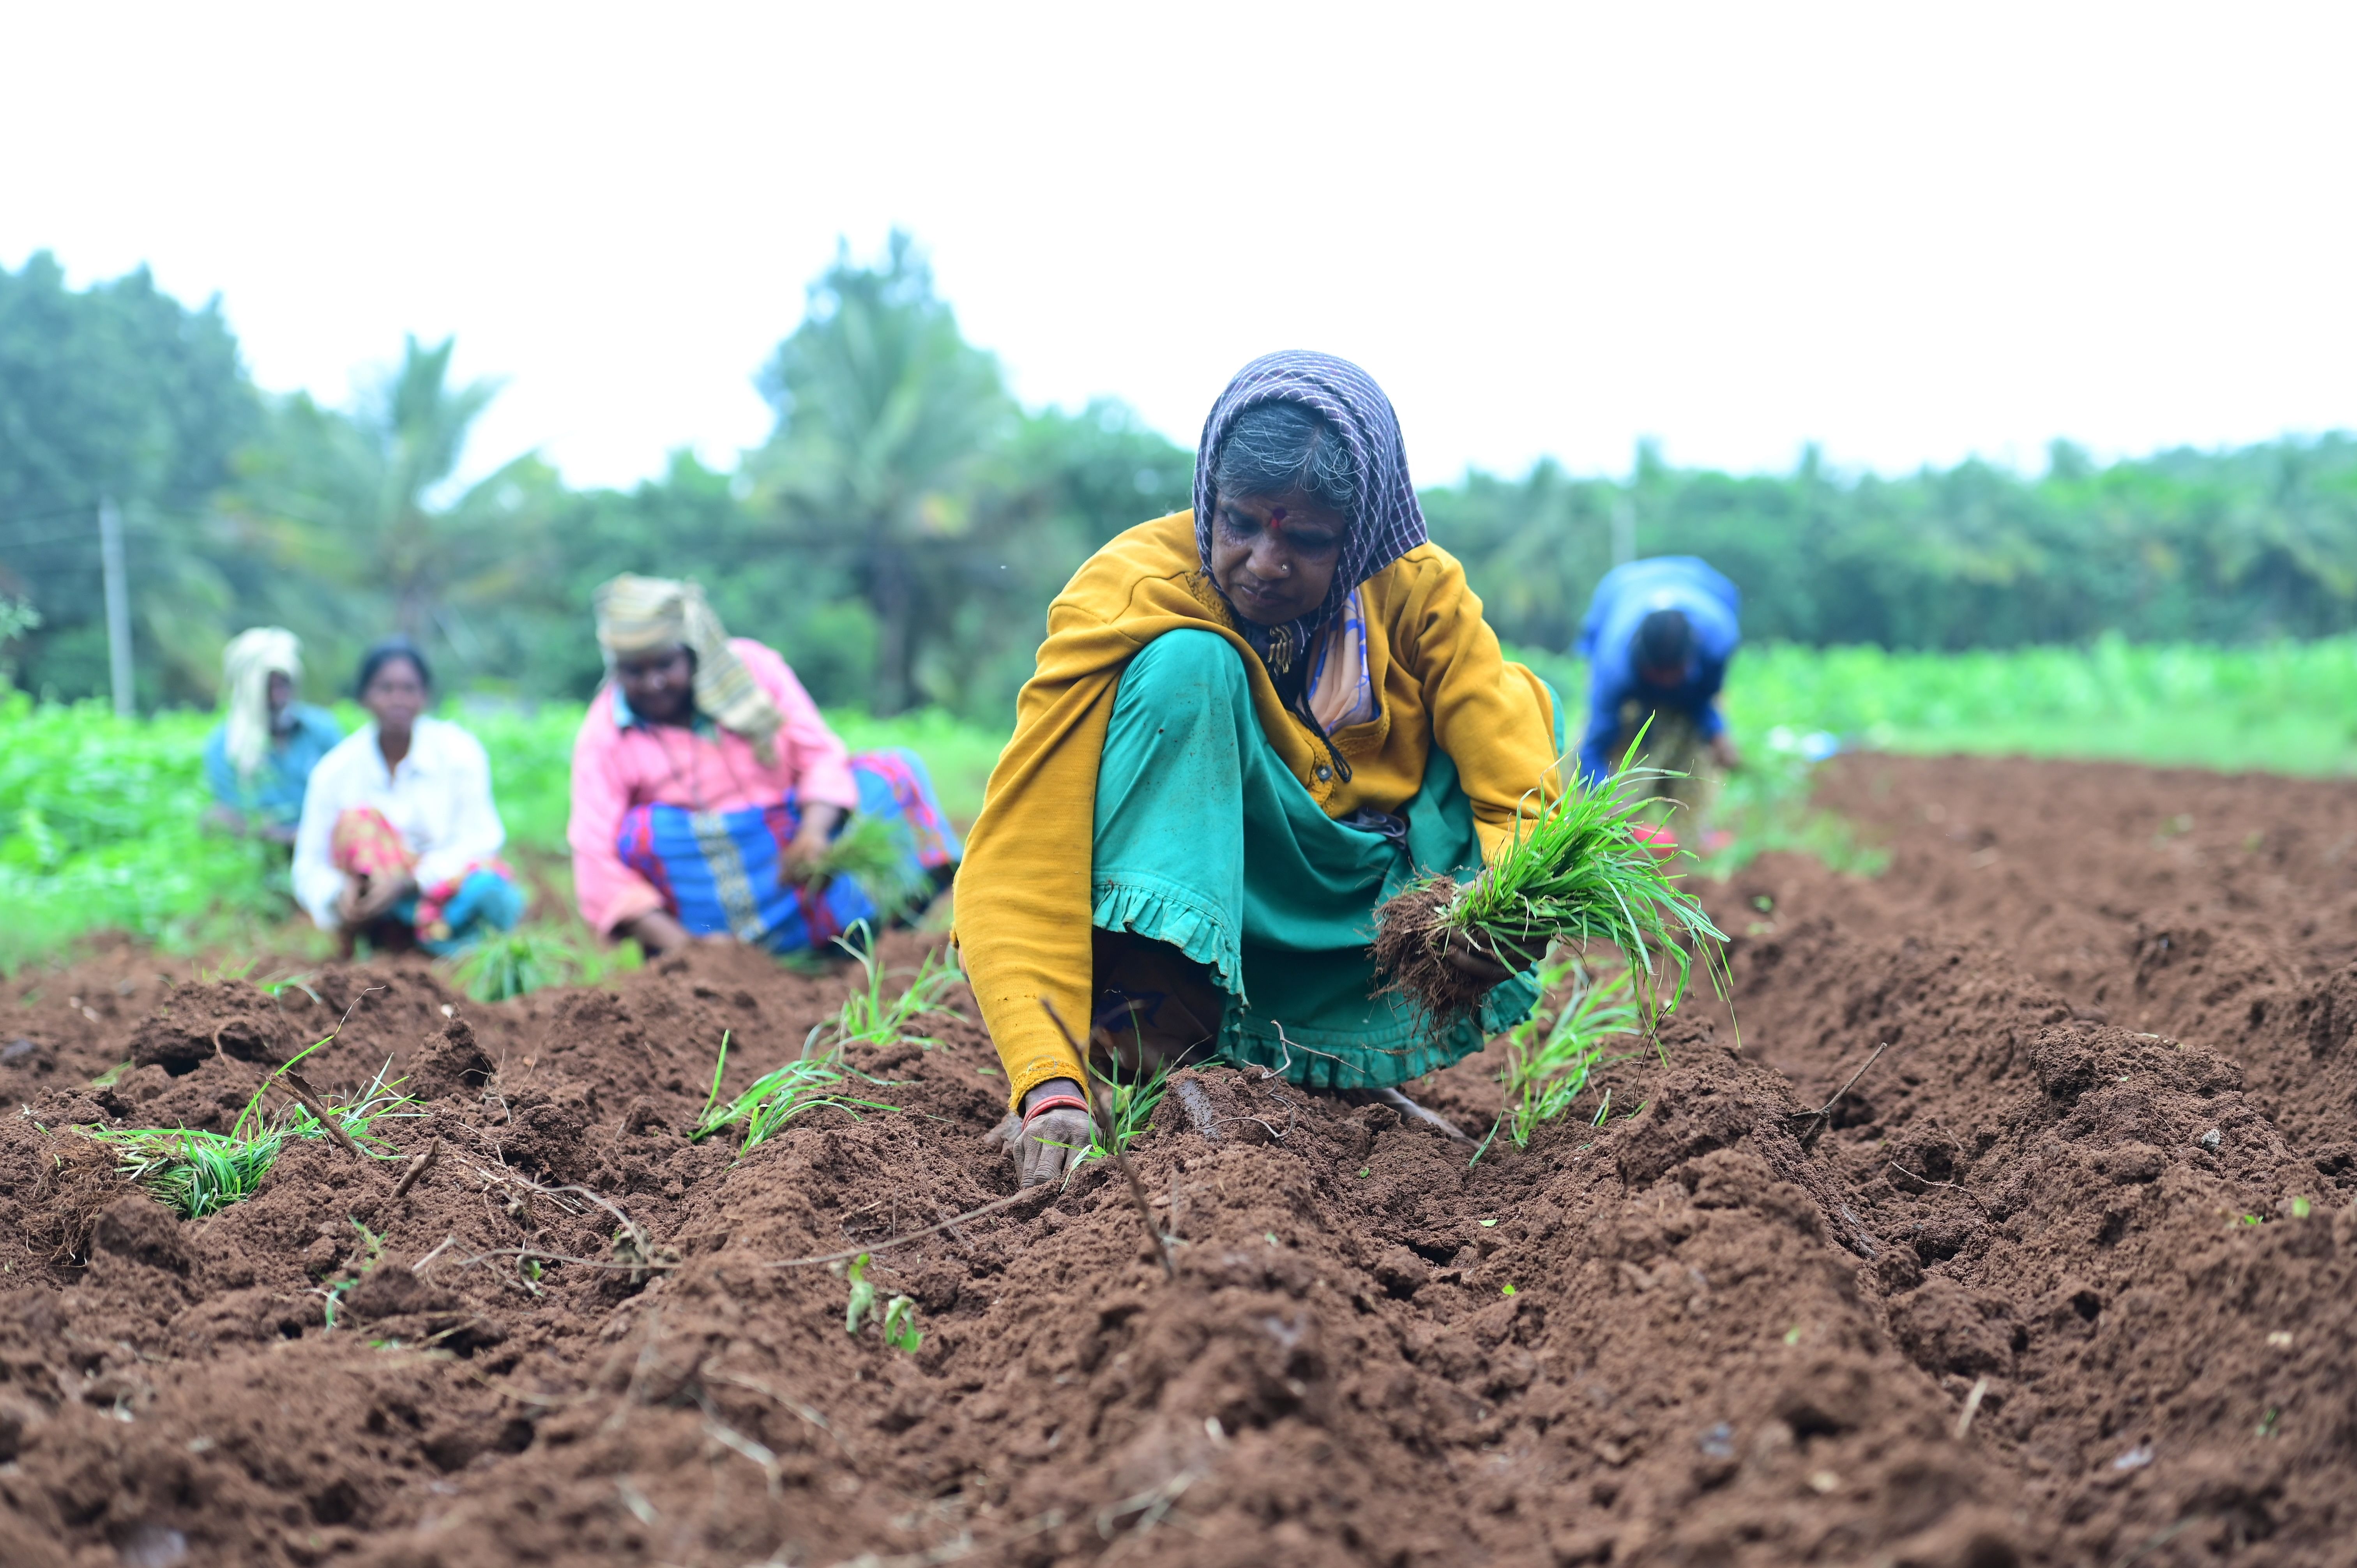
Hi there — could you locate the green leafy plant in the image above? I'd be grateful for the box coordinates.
[1472,959,1641,1163]
[83,1041,419,1218]
[1373,735,1730,1031]
[840,1252,922,1353]
[880,1294,923,1353]
[689,1030,898,1155]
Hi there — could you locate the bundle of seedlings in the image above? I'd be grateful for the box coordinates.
[1069,1055,1172,1171]
[84,1051,419,1218]
[690,1031,900,1155]
[1372,747,1729,1028]
[813,814,929,920]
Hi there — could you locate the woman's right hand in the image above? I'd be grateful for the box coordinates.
[623,909,698,955]
[984,1077,1096,1188]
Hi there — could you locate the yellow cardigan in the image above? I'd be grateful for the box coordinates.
[954,512,1562,1106]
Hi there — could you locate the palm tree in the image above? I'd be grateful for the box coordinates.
[232,335,549,674]
[749,234,1017,714]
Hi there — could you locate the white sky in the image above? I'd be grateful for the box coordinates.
[3,2,2352,492]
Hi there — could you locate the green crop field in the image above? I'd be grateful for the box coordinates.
[6,635,2354,971]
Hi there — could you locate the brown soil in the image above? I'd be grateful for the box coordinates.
[5,752,2357,1567]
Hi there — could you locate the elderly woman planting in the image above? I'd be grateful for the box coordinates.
[959,351,1569,1187]
[566,576,959,957]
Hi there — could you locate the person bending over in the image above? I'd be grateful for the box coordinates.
[1573,556,1742,836]
[566,576,959,958]
[292,637,526,955]
[957,351,1567,1187]
[202,627,342,844]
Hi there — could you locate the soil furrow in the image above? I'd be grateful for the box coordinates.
[2,753,2352,1567]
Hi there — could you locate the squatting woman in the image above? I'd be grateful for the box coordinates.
[566,576,959,957]
[293,637,526,954]
[957,351,1566,1186]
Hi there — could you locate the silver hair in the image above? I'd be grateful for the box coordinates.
[1211,401,1360,518]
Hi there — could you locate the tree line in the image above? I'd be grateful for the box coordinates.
[4,238,2353,724]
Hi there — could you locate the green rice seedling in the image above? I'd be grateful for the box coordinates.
[1053,1054,1173,1176]
[257,969,323,1002]
[1372,736,1729,1031]
[1471,960,1641,1164]
[689,1031,899,1155]
[85,1051,419,1218]
[829,931,963,1052]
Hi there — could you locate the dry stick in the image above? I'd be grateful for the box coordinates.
[1954,1375,1990,1441]
[278,1069,371,1160]
[755,1189,1037,1270]
[391,1138,443,1202]
[1887,1159,1991,1213]
[1041,996,1175,1281]
[1792,1041,1887,1149]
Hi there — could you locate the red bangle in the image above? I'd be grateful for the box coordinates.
[1022,1093,1090,1125]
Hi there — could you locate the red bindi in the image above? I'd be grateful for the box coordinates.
[1269,507,1287,532]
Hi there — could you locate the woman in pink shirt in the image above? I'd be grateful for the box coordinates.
[568,575,960,956]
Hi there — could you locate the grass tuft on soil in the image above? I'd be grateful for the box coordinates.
[83,1060,419,1218]
[445,927,640,1002]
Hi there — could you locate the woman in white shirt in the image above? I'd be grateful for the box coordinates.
[292,637,526,955]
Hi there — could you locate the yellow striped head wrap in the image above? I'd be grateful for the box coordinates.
[592,575,784,765]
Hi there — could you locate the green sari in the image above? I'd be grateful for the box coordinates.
[1090,629,1556,1089]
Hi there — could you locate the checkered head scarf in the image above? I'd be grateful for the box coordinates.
[593,574,784,765]
[1193,350,1429,666]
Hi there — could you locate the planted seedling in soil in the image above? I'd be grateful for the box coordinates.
[828,927,963,1052]
[1080,1054,1173,1169]
[690,1030,899,1155]
[1470,957,1642,1164]
[82,1035,420,1218]
[1372,736,1729,1031]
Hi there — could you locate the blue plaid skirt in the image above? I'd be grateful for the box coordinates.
[616,748,959,955]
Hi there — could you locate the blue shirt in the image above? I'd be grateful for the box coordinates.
[1574,556,1742,782]
[202,704,344,828]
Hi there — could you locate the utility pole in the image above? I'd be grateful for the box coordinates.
[1610,496,1636,569]
[98,496,133,716]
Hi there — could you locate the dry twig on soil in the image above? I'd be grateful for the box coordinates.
[279,1069,371,1159]
[390,1138,442,1201]
[1043,996,1174,1280]
[1791,1041,1887,1149]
